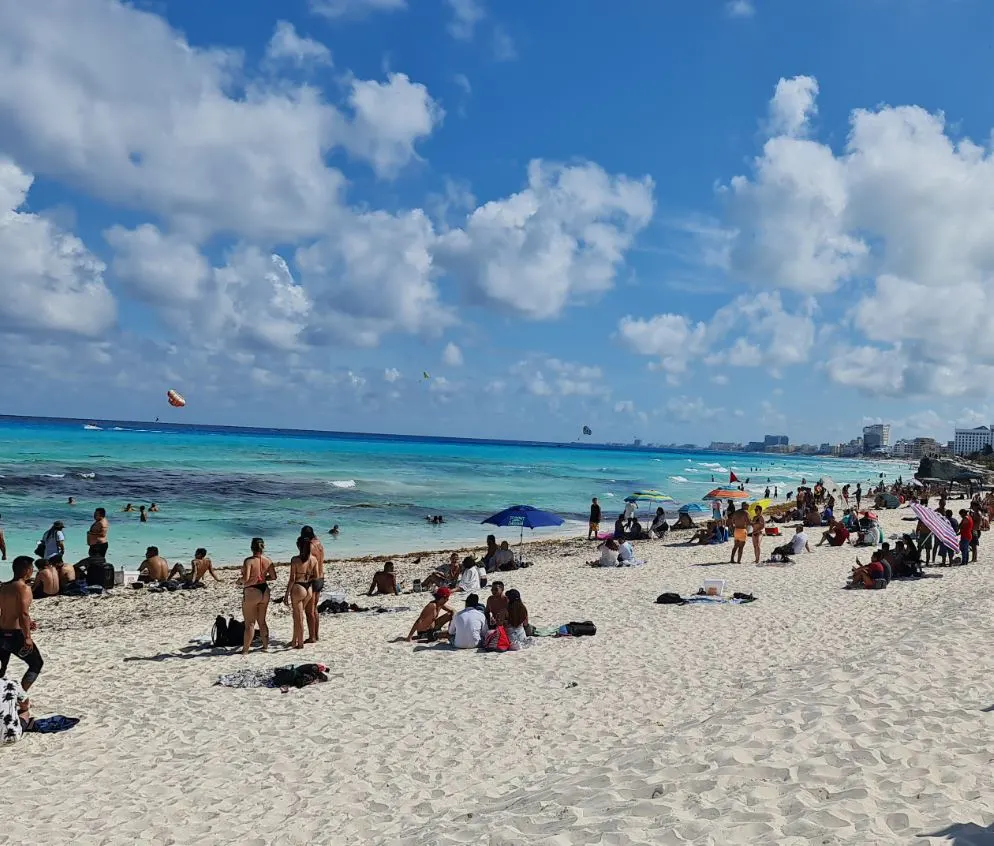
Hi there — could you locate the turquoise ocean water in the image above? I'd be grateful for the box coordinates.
[0,416,912,575]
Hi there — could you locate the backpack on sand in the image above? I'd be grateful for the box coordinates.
[567,621,597,637]
[656,592,686,605]
[483,626,511,652]
[211,616,229,647]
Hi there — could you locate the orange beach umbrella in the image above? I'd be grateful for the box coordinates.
[703,488,749,500]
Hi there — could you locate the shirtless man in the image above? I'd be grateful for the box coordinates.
[485,581,509,626]
[32,560,60,599]
[405,588,454,641]
[368,562,400,596]
[87,507,109,558]
[0,513,6,561]
[728,503,750,564]
[169,548,219,584]
[138,547,169,582]
[300,526,324,644]
[0,557,44,692]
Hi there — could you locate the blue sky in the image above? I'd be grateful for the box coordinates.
[2,0,994,445]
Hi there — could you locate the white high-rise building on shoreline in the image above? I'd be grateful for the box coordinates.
[954,426,994,456]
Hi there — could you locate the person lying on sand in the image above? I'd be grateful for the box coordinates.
[368,562,400,596]
[138,547,169,582]
[406,588,455,642]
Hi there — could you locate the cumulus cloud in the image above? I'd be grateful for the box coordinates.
[438,160,654,319]
[614,400,635,414]
[106,224,209,305]
[265,21,333,68]
[442,342,464,367]
[0,0,440,241]
[383,367,401,382]
[0,158,115,336]
[719,74,994,397]
[511,357,606,399]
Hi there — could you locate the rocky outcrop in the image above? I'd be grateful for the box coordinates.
[916,455,993,484]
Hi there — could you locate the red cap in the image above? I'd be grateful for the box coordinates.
[434,587,451,601]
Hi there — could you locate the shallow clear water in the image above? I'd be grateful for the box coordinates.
[0,416,912,575]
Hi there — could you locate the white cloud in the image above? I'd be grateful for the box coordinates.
[447,0,486,41]
[442,342,464,367]
[720,74,994,398]
[512,357,606,398]
[726,0,755,18]
[0,158,115,336]
[265,21,333,68]
[438,160,654,319]
[106,224,209,305]
[0,0,440,241]
[383,367,401,382]
[492,26,517,61]
[309,0,406,19]
[614,400,635,414]
[295,209,455,346]
[768,75,818,138]
[453,74,472,96]
[665,396,725,424]
[345,73,443,178]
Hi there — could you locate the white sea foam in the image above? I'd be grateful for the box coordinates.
[41,474,65,479]
[77,472,96,479]
[669,476,689,483]
[330,480,357,489]
[83,424,102,431]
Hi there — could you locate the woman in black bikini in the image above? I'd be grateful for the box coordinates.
[284,538,316,650]
[240,538,276,655]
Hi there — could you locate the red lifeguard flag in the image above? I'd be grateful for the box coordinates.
[729,471,739,483]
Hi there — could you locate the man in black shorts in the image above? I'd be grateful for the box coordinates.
[0,556,44,691]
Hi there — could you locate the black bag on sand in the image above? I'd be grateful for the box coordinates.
[656,592,686,605]
[226,617,246,647]
[567,621,597,637]
[91,561,115,590]
[211,615,228,647]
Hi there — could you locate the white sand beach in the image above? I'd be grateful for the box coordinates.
[5,508,994,845]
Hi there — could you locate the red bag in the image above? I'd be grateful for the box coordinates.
[765,527,781,536]
[483,626,510,652]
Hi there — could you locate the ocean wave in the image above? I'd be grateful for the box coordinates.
[41,473,65,479]
[604,492,615,497]
[83,424,102,431]
[76,472,96,479]
[330,480,357,489]
[669,476,689,483]
[700,462,721,468]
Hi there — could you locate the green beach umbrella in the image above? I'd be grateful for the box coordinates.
[624,489,674,503]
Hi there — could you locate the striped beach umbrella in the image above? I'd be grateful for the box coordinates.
[703,489,749,501]
[624,489,673,503]
[911,503,958,552]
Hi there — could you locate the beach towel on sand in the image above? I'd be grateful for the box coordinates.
[29,716,80,734]
[216,664,330,690]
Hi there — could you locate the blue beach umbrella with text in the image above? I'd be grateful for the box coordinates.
[482,505,565,559]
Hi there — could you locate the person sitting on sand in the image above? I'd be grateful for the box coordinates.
[368,562,400,596]
[613,513,627,542]
[674,512,696,530]
[627,517,645,540]
[456,556,481,592]
[618,539,636,564]
[55,560,76,592]
[491,541,514,572]
[422,552,461,591]
[449,593,489,649]
[486,582,508,626]
[31,560,60,599]
[847,555,886,589]
[690,521,720,546]
[649,508,669,539]
[818,519,850,547]
[406,588,455,642]
[505,589,529,649]
[138,546,169,582]
[480,535,498,571]
[771,526,811,561]
[592,538,620,567]
[169,548,219,584]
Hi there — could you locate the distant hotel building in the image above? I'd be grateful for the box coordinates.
[954,426,994,456]
[764,434,789,447]
[862,424,891,452]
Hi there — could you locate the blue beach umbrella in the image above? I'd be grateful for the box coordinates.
[482,505,565,558]
[678,502,708,515]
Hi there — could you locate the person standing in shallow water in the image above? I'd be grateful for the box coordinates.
[240,538,276,655]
